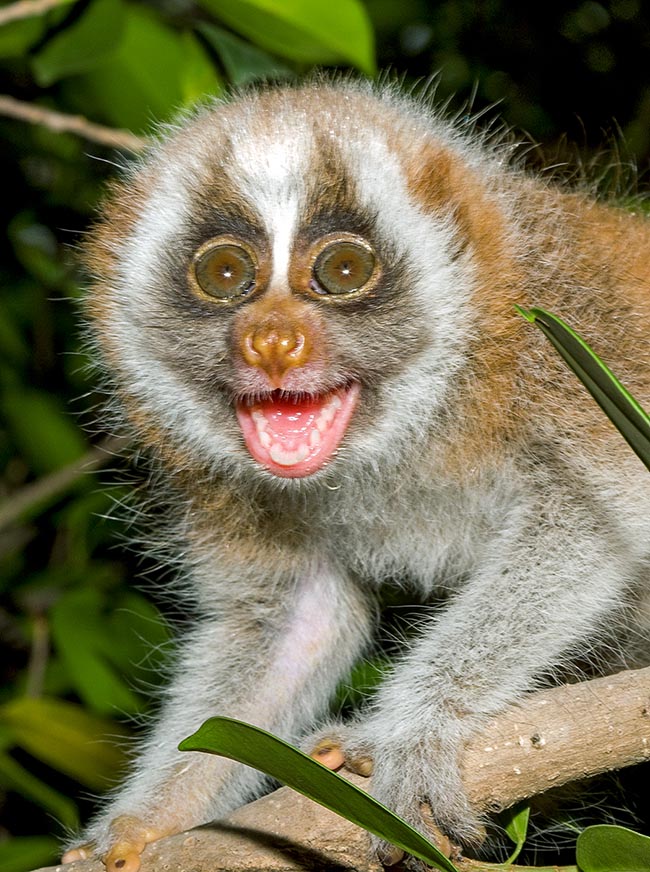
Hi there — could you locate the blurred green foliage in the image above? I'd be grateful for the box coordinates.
[1,1,650,869]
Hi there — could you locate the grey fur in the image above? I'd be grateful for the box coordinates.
[74,80,650,865]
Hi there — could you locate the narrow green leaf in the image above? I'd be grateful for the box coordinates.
[101,591,171,680]
[180,717,458,872]
[32,0,126,86]
[8,214,68,288]
[197,0,376,73]
[0,305,28,364]
[0,750,79,829]
[576,824,650,871]
[517,306,650,471]
[0,836,59,872]
[0,696,128,789]
[500,801,530,864]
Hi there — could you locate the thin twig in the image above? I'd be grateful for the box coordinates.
[25,613,50,698]
[0,433,130,531]
[0,94,146,151]
[0,0,73,27]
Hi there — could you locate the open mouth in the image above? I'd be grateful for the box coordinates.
[235,382,360,478]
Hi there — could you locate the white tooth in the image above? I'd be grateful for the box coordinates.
[329,394,342,410]
[269,443,310,466]
[309,429,321,449]
[321,406,335,425]
[252,410,267,430]
[259,431,272,449]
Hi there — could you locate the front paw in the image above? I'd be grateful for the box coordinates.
[309,723,482,867]
[63,814,168,872]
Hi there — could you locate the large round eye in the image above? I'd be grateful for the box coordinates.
[312,240,376,296]
[193,241,256,301]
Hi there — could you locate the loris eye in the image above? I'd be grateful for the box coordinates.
[312,240,376,296]
[193,241,256,301]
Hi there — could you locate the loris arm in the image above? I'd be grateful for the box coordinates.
[63,562,372,872]
[315,481,638,861]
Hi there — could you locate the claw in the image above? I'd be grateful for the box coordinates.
[310,738,345,770]
[419,804,464,859]
[64,815,167,872]
[346,752,373,776]
[105,845,144,872]
[310,736,373,776]
[62,843,95,864]
[376,843,405,866]
[102,815,167,872]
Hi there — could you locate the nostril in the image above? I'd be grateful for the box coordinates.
[242,333,262,364]
[286,331,305,358]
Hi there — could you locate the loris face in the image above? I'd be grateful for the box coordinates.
[86,84,479,481]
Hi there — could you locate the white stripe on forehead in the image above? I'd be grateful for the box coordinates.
[230,123,314,288]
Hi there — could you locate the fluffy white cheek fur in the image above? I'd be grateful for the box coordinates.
[101,171,251,469]
[334,137,475,465]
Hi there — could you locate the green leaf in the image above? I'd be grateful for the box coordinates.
[0,750,79,829]
[50,587,170,713]
[500,801,530,864]
[0,696,128,789]
[196,0,376,73]
[334,656,388,711]
[576,824,650,871]
[517,306,650,472]
[0,305,28,365]
[180,717,458,872]
[0,836,59,872]
[32,0,126,86]
[51,588,142,715]
[180,31,224,104]
[0,16,45,58]
[198,23,293,85]
[54,490,119,565]
[65,6,221,132]
[8,214,69,288]
[100,591,171,681]
[2,389,87,475]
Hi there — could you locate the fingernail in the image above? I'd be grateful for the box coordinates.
[377,843,405,866]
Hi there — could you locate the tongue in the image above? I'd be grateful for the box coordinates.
[235,383,360,478]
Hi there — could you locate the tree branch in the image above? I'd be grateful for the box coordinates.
[0,0,73,27]
[33,666,650,872]
[0,95,146,151]
[461,664,650,812]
